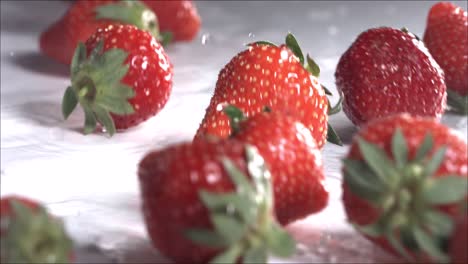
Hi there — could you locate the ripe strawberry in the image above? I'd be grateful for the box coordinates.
[335,27,447,126]
[62,24,173,135]
[223,106,328,225]
[142,0,201,41]
[40,0,162,65]
[195,33,342,148]
[423,2,468,115]
[0,196,73,263]
[449,215,467,263]
[138,142,296,263]
[342,113,467,262]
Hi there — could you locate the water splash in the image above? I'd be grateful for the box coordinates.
[201,33,211,45]
[248,32,255,38]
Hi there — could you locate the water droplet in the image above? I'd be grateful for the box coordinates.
[248,32,255,38]
[201,33,211,45]
[206,173,219,184]
[9,52,15,57]
[141,60,148,70]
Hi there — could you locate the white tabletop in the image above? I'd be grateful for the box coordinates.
[1,1,467,263]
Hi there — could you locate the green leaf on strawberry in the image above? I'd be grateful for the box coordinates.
[447,90,468,116]
[186,145,296,263]
[95,0,160,40]
[343,128,467,263]
[62,40,135,136]
[0,200,73,264]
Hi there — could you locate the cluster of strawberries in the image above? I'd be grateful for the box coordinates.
[1,1,467,264]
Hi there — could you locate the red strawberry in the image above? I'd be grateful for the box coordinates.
[142,0,201,41]
[0,196,73,263]
[195,33,342,148]
[40,0,161,65]
[341,113,468,262]
[449,215,467,263]
[335,27,447,126]
[138,142,296,263]
[423,2,468,115]
[223,106,328,225]
[62,24,173,135]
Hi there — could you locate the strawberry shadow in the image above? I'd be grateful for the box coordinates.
[10,52,69,77]
[16,100,82,133]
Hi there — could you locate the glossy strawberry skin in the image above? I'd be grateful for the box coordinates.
[142,0,201,41]
[450,216,468,263]
[335,27,447,126]
[342,114,468,257]
[232,111,328,225]
[423,2,468,96]
[85,24,173,129]
[196,44,329,148]
[138,140,249,263]
[40,0,115,65]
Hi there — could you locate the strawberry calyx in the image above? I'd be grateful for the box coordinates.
[248,33,343,146]
[223,104,247,136]
[344,128,467,262]
[446,90,468,116]
[61,40,135,136]
[95,0,171,45]
[186,145,296,263]
[0,200,73,263]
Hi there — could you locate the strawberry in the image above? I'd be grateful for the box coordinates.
[335,27,447,126]
[423,2,468,115]
[223,106,328,225]
[0,196,73,263]
[40,0,163,65]
[61,24,173,135]
[195,33,343,148]
[341,113,468,262]
[138,142,296,263]
[449,215,467,263]
[142,0,201,41]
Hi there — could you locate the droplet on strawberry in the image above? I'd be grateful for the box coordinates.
[423,2,468,115]
[335,27,447,126]
[342,113,467,262]
[62,24,173,136]
[195,33,343,148]
[0,196,73,263]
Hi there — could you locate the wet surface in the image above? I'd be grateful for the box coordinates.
[1,1,467,263]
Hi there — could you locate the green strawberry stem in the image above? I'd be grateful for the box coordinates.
[344,128,467,262]
[446,90,468,116]
[248,33,343,146]
[0,201,73,263]
[62,41,135,136]
[186,145,296,264]
[95,0,169,43]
